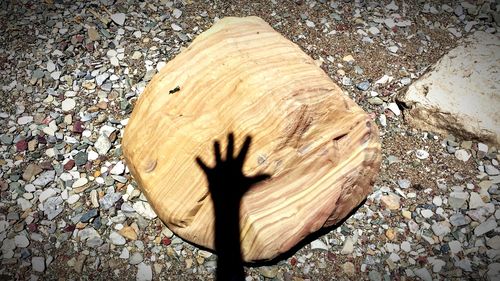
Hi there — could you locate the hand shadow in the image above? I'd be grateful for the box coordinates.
[196,133,270,281]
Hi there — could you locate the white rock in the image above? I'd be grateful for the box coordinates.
[398,31,500,146]
[415,149,429,160]
[385,1,398,11]
[110,161,125,175]
[120,247,130,259]
[72,177,88,188]
[39,188,57,203]
[171,23,182,31]
[94,134,112,155]
[388,46,399,53]
[111,13,126,25]
[61,98,76,112]
[305,20,315,28]
[421,209,433,218]
[88,150,99,161]
[133,201,158,220]
[50,71,61,80]
[368,26,380,35]
[17,198,33,211]
[432,196,442,206]
[375,74,393,84]
[137,262,153,281]
[310,239,329,251]
[46,60,56,72]
[401,241,411,252]
[32,256,45,272]
[17,116,33,125]
[387,103,401,116]
[67,194,80,204]
[172,8,182,19]
[455,149,471,162]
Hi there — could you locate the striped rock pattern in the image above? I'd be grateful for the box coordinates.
[123,16,381,262]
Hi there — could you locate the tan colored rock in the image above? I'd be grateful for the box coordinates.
[122,16,381,261]
[381,194,400,210]
[398,31,500,146]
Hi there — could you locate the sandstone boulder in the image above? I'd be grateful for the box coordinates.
[122,16,381,261]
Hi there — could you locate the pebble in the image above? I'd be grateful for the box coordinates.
[485,165,500,176]
[448,192,469,208]
[95,134,112,155]
[310,239,329,250]
[386,103,401,116]
[414,268,432,281]
[32,257,45,272]
[449,213,470,226]
[469,192,485,209]
[133,201,158,220]
[368,270,382,281]
[455,149,471,162]
[14,235,30,247]
[137,262,153,281]
[340,237,354,254]
[449,240,462,254]
[401,241,411,252]
[342,262,355,276]
[380,194,400,210]
[415,149,429,160]
[475,220,497,236]
[259,266,279,278]
[32,170,56,187]
[110,161,126,175]
[72,177,88,188]
[17,116,33,125]
[129,252,144,265]
[61,98,76,112]
[356,81,370,91]
[109,231,126,245]
[111,13,126,26]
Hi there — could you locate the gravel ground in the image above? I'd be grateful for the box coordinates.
[1,0,499,280]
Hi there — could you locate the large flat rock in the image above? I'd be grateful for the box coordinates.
[398,31,500,146]
[123,16,381,261]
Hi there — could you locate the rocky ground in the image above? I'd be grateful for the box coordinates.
[0,0,499,280]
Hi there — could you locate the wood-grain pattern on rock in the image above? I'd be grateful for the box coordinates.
[122,16,381,262]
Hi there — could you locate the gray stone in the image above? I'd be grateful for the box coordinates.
[32,170,55,187]
[398,31,500,146]
[44,196,64,220]
[449,213,471,226]
[487,236,500,250]
[485,165,500,176]
[109,231,126,245]
[99,191,122,210]
[137,263,152,281]
[0,134,13,145]
[14,235,30,247]
[414,268,432,281]
[469,192,486,209]
[368,270,382,281]
[32,256,45,272]
[475,220,497,236]
[111,13,126,25]
[356,81,370,91]
[449,192,469,208]
[431,221,451,237]
[129,252,144,265]
[455,149,471,162]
